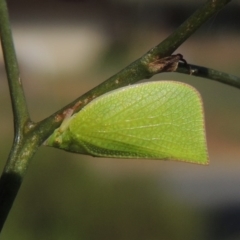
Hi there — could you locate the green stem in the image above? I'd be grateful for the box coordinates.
[177,63,240,89]
[0,133,41,232]
[148,0,232,59]
[0,0,232,234]
[0,0,33,232]
[39,0,232,132]
[0,0,30,132]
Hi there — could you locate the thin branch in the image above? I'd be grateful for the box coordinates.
[38,0,232,140]
[0,0,33,232]
[148,0,232,59]
[177,63,240,89]
[0,0,233,233]
[0,0,30,136]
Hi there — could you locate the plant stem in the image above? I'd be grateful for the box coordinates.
[0,0,30,132]
[177,63,240,89]
[39,0,232,132]
[0,0,233,234]
[148,0,232,59]
[0,0,35,232]
[0,133,41,232]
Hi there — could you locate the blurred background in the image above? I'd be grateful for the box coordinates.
[1,0,240,239]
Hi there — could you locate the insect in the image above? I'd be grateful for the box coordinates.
[45,81,208,164]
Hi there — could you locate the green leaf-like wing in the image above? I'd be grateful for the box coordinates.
[45,81,208,164]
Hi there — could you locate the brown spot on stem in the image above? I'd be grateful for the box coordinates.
[55,114,63,122]
[148,54,188,73]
